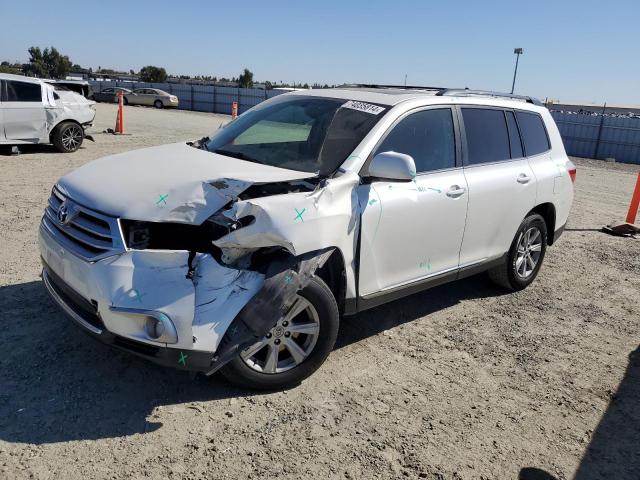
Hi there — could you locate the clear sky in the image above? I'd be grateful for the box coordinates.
[1,0,639,104]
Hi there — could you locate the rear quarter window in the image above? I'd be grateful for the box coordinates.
[516,111,550,156]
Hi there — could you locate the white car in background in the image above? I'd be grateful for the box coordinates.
[0,73,96,153]
[39,86,575,389]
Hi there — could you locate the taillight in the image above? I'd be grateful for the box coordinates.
[568,167,577,183]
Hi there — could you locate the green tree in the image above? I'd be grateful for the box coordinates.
[24,46,73,78]
[238,68,254,88]
[139,65,168,83]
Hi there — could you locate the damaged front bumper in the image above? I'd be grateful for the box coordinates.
[38,223,265,373]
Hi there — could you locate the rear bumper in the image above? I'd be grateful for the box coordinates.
[42,264,215,372]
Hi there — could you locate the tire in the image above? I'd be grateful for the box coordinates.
[154,100,163,109]
[488,213,548,291]
[52,122,84,153]
[220,276,339,390]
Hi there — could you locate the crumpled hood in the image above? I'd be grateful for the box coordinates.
[57,142,316,224]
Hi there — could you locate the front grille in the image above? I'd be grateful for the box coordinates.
[44,263,105,331]
[41,187,125,261]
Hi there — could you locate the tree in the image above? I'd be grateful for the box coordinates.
[139,65,168,83]
[24,46,73,78]
[238,68,254,88]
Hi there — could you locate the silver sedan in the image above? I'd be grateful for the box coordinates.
[124,88,179,109]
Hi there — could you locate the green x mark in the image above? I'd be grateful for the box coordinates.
[368,198,378,206]
[178,352,188,366]
[284,274,294,284]
[131,289,146,303]
[294,208,306,222]
[156,194,169,206]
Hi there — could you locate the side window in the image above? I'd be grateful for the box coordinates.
[516,111,550,156]
[374,108,456,173]
[505,111,524,158]
[6,81,42,102]
[103,88,114,93]
[461,108,510,165]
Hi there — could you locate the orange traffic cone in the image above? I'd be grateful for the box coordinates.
[115,91,125,134]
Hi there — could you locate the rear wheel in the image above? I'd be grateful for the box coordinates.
[52,122,84,153]
[154,100,163,109]
[488,213,548,291]
[220,276,339,390]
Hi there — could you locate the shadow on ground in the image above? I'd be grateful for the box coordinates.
[0,275,505,445]
[519,346,640,480]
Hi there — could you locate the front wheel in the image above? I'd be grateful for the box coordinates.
[153,100,163,109]
[220,276,339,390]
[52,122,84,153]
[488,213,548,291]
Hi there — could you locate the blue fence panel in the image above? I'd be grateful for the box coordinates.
[551,111,640,164]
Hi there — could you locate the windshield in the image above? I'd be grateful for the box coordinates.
[204,96,388,175]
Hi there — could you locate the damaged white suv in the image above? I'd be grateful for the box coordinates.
[1,73,96,153]
[39,87,575,389]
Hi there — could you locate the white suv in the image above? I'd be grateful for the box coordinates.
[1,73,96,153]
[38,86,575,389]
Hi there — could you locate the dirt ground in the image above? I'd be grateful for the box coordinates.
[0,104,638,480]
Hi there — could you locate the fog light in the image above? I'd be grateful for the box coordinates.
[145,316,166,339]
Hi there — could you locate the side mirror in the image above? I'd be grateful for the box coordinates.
[367,151,416,181]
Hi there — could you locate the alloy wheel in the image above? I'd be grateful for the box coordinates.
[61,125,82,151]
[515,226,542,278]
[241,295,320,374]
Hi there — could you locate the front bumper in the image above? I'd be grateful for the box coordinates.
[42,262,214,372]
[38,218,264,372]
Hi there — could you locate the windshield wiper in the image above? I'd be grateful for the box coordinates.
[188,136,210,151]
[213,149,264,164]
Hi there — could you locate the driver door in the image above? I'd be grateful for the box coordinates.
[358,106,468,299]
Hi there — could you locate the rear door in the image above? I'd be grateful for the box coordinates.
[458,106,537,266]
[358,106,468,296]
[3,79,47,141]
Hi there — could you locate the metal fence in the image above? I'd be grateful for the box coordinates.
[88,80,287,115]
[551,111,640,165]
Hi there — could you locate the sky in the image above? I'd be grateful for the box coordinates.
[1,0,639,104]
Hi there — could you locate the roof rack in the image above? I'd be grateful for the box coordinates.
[436,88,543,106]
[338,84,544,106]
[340,83,445,91]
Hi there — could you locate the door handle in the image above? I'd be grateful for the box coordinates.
[446,185,466,198]
[517,173,531,184]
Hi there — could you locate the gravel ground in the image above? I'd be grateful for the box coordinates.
[0,104,638,480]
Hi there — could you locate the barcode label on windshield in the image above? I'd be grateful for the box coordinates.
[342,100,385,115]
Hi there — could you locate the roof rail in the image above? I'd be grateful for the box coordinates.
[436,88,543,106]
[339,83,446,91]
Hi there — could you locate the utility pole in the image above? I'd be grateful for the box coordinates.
[404,74,407,87]
[511,48,523,94]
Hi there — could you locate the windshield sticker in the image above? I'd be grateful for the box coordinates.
[342,100,385,115]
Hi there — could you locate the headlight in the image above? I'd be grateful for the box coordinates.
[170,95,178,102]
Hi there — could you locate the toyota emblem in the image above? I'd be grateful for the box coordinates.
[57,201,75,225]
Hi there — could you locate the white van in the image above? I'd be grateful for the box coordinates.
[0,73,96,152]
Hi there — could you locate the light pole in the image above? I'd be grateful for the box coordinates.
[511,48,523,94]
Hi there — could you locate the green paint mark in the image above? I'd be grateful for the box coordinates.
[284,274,294,284]
[368,198,378,206]
[178,352,188,366]
[131,289,146,303]
[294,208,306,222]
[427,187,442,193]
[419,259,432,271]
[156,194,168,206]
